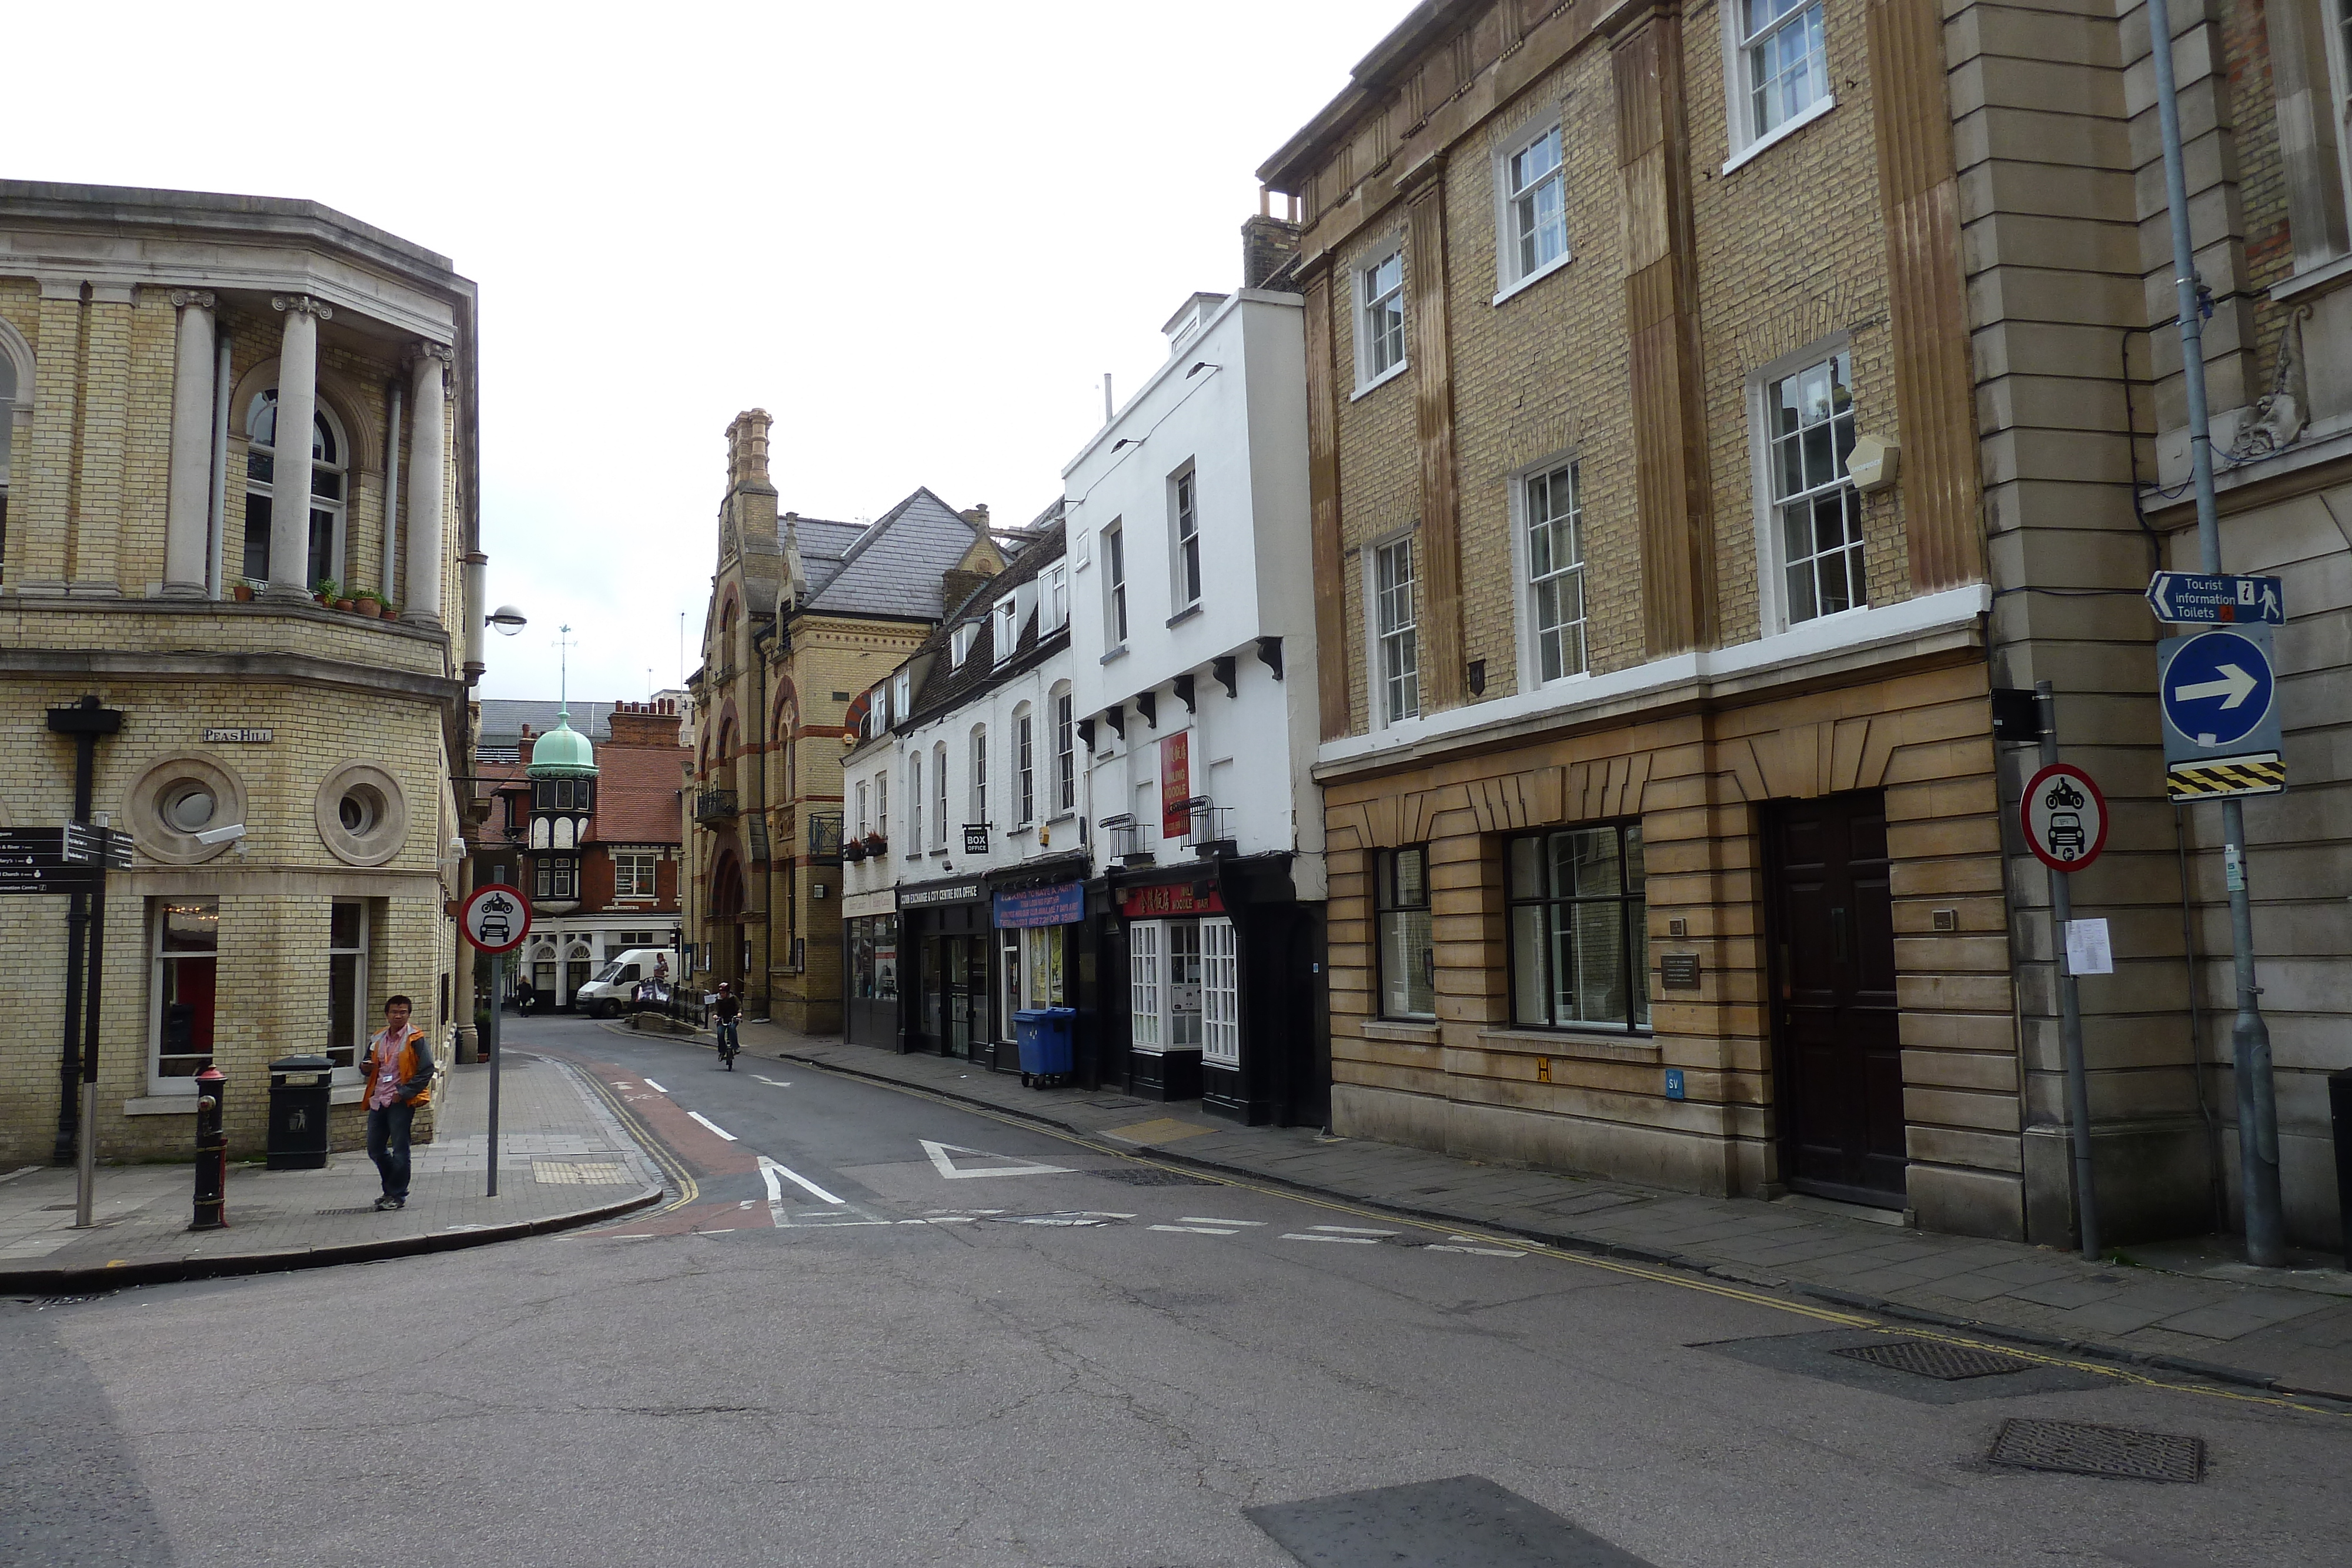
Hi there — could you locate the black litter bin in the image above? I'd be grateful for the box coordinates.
[266,1054,335,1170]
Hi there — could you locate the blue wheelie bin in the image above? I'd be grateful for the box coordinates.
[1015,1006,1076,1088]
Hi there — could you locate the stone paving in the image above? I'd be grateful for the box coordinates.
[736,1017,2352,1399]
[0,1052,660,1288]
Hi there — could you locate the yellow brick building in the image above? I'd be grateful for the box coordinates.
[0,182,482,1163]
[682,411,1002,1031]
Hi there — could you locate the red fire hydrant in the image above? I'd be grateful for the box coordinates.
[190,1065,227,1231]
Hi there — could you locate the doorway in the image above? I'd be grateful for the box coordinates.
[1765,791,1905,1208]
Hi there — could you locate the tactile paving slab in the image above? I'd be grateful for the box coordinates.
[1830,1338,2042,1381]
[1987,1419,2206,1482]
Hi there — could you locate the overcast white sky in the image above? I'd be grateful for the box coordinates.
[16,2,1398,703]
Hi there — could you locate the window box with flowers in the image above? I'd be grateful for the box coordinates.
[861,833,887,857]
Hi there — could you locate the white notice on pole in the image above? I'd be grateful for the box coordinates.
[2064,918,2114,977]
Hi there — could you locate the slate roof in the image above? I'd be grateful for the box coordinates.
[902,509,1069,727]
[477,700,614,763]
[793,487,988,620]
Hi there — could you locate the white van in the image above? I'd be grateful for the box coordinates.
[573,950,679,1018]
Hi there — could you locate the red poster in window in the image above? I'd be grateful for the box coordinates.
[1160,731,1191,840]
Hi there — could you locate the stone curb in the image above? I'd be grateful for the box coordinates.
[769,1045,2352,1410]
[1,1184,663,1296]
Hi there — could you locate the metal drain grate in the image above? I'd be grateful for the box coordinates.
[1831,1338,2040,1381]
[313,1205,383,1215]
[1987,1419,2206,1482]
[1091,1166,1220,1187]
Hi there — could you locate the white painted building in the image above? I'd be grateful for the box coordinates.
[1062,289,1326,1121]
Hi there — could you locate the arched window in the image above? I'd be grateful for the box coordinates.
[968,725,988,831]
[1050,681,1075,814]
[932,741,948,848]
[243,390,348,591]
[907,753,923,855]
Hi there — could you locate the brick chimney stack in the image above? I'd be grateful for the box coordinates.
[1242,189,1304,289]
[608,699,685,748]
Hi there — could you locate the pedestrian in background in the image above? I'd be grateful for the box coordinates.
[363,995,434,1211]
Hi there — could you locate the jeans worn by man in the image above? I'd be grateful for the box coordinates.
[362,996,435,1211]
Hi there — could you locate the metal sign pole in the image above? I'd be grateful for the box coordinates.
[486,951,503,1199]
[2035,684,2102,1261]
[74,844,106,1229]
[2147,0,2283,1265]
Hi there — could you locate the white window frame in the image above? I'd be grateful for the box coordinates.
[907,754,923,857]
[1053,686,1075,815]
[1045,563,1069,631]
[876,774,888,840]
[855,781,869,837]
[614,851,658,899]
[1367,531,1421,727]
[149,896,221,1094]
[1014,704,1035,827]
[1129,920,1163,1051]
[933,741,949,848]
[327,899,369,1075]
[893,671,911,718]
[243,390,350,591]
[1170,463,1202,613]
[1201,916,1239,1069]
[1493,114,1571,302]
[1748,336,1865,633]
[1354,239,1408,396]
[969,724,989,830]
[1512,456,1589,688]
[1102,520,1128,647]
[1721,0,1835,174]
[992,596,1018,664]
[950,623,977,668]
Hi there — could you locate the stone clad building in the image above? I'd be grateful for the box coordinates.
[683,410,1005,1031]
[0,181,481,1162]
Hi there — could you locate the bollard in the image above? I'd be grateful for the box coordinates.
[190,1064,228,1231]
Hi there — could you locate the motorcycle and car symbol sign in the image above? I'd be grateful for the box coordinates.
[460,882,533,954]
[2021,763,2109,874]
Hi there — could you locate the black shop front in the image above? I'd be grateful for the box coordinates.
[898,876,990,1059]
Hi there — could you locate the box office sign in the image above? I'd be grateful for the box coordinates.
[1160,731,1190,839]
[994,881,1085,929]
[1119,881,1225,920]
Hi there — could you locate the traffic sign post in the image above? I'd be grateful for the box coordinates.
[2157,626,2284,800]
[2146,570,2284,626]
[460,883,532,1199]
[2026,693,2103,1261]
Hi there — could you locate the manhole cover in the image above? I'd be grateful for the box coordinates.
[1091,1166,1220,1187]
[1987,1419,2206,1482]
[1831,1339,2040,1381]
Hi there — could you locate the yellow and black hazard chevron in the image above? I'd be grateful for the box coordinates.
[2168,752,2286,800]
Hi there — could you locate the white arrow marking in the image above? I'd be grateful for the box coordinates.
[686,1111,736,1141]
[2174,663,2259,709]
[759,1155,844,1226]
[2150,575,2173,616]
[919,1139,1073,1180]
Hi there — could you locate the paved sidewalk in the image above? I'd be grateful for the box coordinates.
[736,1018,2352,1402]
[0,1052,661,1292]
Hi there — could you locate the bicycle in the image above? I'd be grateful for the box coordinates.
[716,1018,740,1071]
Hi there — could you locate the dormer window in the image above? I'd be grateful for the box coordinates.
[951,623,977,667]
[993,597,1019,663]
[894,671,911,716]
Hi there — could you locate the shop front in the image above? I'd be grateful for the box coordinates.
[987,863,1091,1079]
[899,877,990,1059]
[1113,877,1223,1104]
[841,887,900,1049]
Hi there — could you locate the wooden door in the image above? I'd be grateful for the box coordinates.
[1766,793,1906,1208]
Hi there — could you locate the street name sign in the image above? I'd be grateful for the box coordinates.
[460,882,532,954]
[2022,763,2110,872]
[2146,571,2283,625]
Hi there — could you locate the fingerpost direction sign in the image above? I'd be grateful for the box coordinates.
[2022,763,2109,873]
[2146,571,2283,626]
[460,882,532,954]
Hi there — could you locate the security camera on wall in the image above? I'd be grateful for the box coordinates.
[193,823,247,845]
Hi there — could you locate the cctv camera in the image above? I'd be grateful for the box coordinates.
[193,823,248,845]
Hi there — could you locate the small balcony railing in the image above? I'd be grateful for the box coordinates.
[694,788,739,823]
[1182,800,1233,857]
[1101,814,1153,866]
[806,811,843,865]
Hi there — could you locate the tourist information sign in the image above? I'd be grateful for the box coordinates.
[2146,570,2284,625]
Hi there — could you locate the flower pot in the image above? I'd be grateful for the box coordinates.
[231,584,254,603]
[335,599,356,612]
[315,594,329,606]
[380,605,399,621]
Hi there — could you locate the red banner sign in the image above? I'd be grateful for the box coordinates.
[1160,731,1191,840]
[1120,882,1225,920]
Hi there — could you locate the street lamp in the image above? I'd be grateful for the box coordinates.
[487,604,528,636]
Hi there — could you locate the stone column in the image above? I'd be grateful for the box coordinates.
[403,342,453,625]
[265,294,331,603]
[160,290,217,598]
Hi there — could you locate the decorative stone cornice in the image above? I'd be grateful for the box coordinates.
[271,293,333,320]
[168,289,216,311]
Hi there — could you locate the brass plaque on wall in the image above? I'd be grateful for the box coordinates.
[1660,953,1701,989]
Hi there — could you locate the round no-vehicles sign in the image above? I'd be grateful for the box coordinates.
[460,882,532,953]
[2022,764,2109,872]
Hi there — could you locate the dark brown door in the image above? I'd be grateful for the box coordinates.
[1766,792,1906,1208]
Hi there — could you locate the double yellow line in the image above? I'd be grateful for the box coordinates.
[569,1064,700,1217]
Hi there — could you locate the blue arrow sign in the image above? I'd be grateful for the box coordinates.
[2157,626,2279,762]
[2146,571,2283,625]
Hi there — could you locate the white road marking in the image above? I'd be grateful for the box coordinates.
[642,1079,667,1094]
[751,1075,792,1088]
[1151,1224,1238,1235]
[1309,1225,1396,1235]
[759,1154,845,1211]
[1282,1232,1381,1245]
[686,1111,737,1141]
[1180,1217,1264,1226]
[612,1234,652,1240]
[1428,1244,1526,1257]
[701,1228,736,1233]
[920,1138,1073,1180]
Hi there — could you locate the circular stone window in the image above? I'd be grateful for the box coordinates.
[315,763,408,867]
[128,757,247,865]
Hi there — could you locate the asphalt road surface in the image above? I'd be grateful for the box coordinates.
[6,1012,2349,1567]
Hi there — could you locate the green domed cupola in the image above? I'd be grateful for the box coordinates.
[526,708,599,778]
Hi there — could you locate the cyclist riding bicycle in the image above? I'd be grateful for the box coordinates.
[713,982,741,1069]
